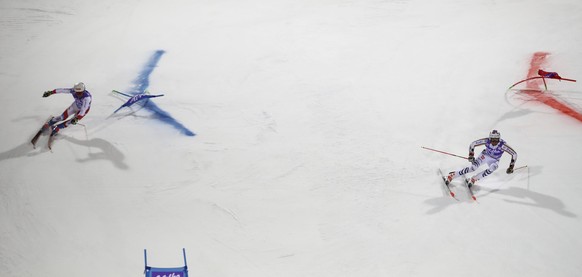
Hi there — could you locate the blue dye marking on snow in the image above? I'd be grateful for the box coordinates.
[129,50,195,136]
[129,50,165,94]
[144,100,195,136]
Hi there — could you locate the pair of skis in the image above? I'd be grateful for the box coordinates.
[438,169,477,202]
[30,117,57,150]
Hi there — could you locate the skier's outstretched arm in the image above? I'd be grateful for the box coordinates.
[468,138,487,162]
[503,144,518,174]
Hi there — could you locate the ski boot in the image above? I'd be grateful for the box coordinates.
[445,172,455,185]
[50,125,60,137]
[467,177,477,188]
[43,117,56,131]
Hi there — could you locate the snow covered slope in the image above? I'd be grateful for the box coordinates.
[1,0,582,276]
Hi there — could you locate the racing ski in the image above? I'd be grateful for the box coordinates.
[31,129,43,148]
[438,169,457,200]
[464,178,477,201]
[31,117,53,148]
[47,134,56,150]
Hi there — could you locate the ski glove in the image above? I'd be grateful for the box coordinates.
[506,165,514,174]
[468,155,475,163]
[70,117,79,125]
[43,90,55,97]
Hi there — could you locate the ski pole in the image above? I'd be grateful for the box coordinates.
[421,146,468,160]
[77,123,88,140]
[77,123,92,153]
[514,165,527,171]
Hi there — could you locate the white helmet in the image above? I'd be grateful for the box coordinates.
[73,82,85,92]
[489,130,500,146]
[489,130,500,139]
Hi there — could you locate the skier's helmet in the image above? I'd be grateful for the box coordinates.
[73,82,85,93]
[489,130,500,145]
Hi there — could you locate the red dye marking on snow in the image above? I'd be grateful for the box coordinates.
[522,52,582,122]
[525,52,549,89]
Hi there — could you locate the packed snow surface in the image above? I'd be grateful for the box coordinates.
[1,0,582,276]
